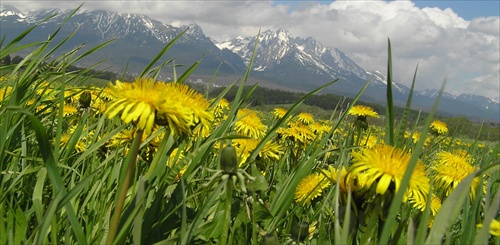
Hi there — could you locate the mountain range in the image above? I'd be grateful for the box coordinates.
[1,5,498,122]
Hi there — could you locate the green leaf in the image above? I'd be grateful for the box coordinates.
[32,167,47,223]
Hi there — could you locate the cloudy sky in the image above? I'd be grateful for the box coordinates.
[3,0,500,100]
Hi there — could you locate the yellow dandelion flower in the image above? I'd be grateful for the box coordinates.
[410,194,442,216]
[430,120,448,135]
[99,87,115,101]
[295,173,330,205]
[359,134,380,148]
[167,148,184,168]
[211,98,230,119]
[90,96,105,114]
[477,219,500,237]
[57,134,87,153]
[411,131,432,146]
[348,144,430,202]
[258,140,284,162]
[234,108,267,138]
[348,105,380,118]
[432,150,480,199]
[308,221,317,240]
[309,122,325,134]
[322,165,351,193]
[404,131,411,139]
[107,129,145,148]
[277,121,314,145]
[0,86,12,102]
[232,138,283,166]
[297,112,315,125]
[26,99,36,106]
[62,105,78,117]
[105,78,165,134]
[232,139,254,165]
[105,79,211,136]
[56,126,93,153]
[161,82,213,131]
[273,107,287,120]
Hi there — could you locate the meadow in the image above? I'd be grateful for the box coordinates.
[1,9,499,244]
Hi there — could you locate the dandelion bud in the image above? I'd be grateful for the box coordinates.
[291,221,309,242]
[261,232,280,245]
[220,145,238,174]
[79,91,92,108]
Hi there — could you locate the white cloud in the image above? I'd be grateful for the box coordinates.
[3,0,499,100]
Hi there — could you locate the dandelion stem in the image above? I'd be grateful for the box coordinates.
[220,177,233,245]
[106,129,144,244]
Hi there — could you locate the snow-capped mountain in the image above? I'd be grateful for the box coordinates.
[0,7,246,75]
[217,29,368,81]
[216,29,377,97]
[1,5,498,121]
[456,94,498,110]
[419,89,458,100]
[0,5,25,18]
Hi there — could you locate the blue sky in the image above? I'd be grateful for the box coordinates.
[273,0,500,20]
[412,0,500,19]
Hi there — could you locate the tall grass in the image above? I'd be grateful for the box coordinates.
[1,9,499,245]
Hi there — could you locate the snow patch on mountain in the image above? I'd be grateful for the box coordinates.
[365,70,409,95]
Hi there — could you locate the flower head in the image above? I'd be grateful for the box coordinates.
[430,120,448,135]
[211,98,230,119]
[410,193,442,216]
[62,105,78,117]
[347,144,430,202]
[432,150,479,199]
[231,138,283,166]
[322,165,351,193]
[277,121,315,145]
[273,107,288,120]
[0,86,12,102]
[477,219,500,237]
[105,78,212,135]
[234,108,267,138]
[297,112,315,125]
[295,173,330,205]
[105,78,165,134]
[348,105,380,118]
[158,82,213,134]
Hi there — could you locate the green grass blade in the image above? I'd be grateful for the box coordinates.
[32,167,48,223]
[385,38,395,146]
